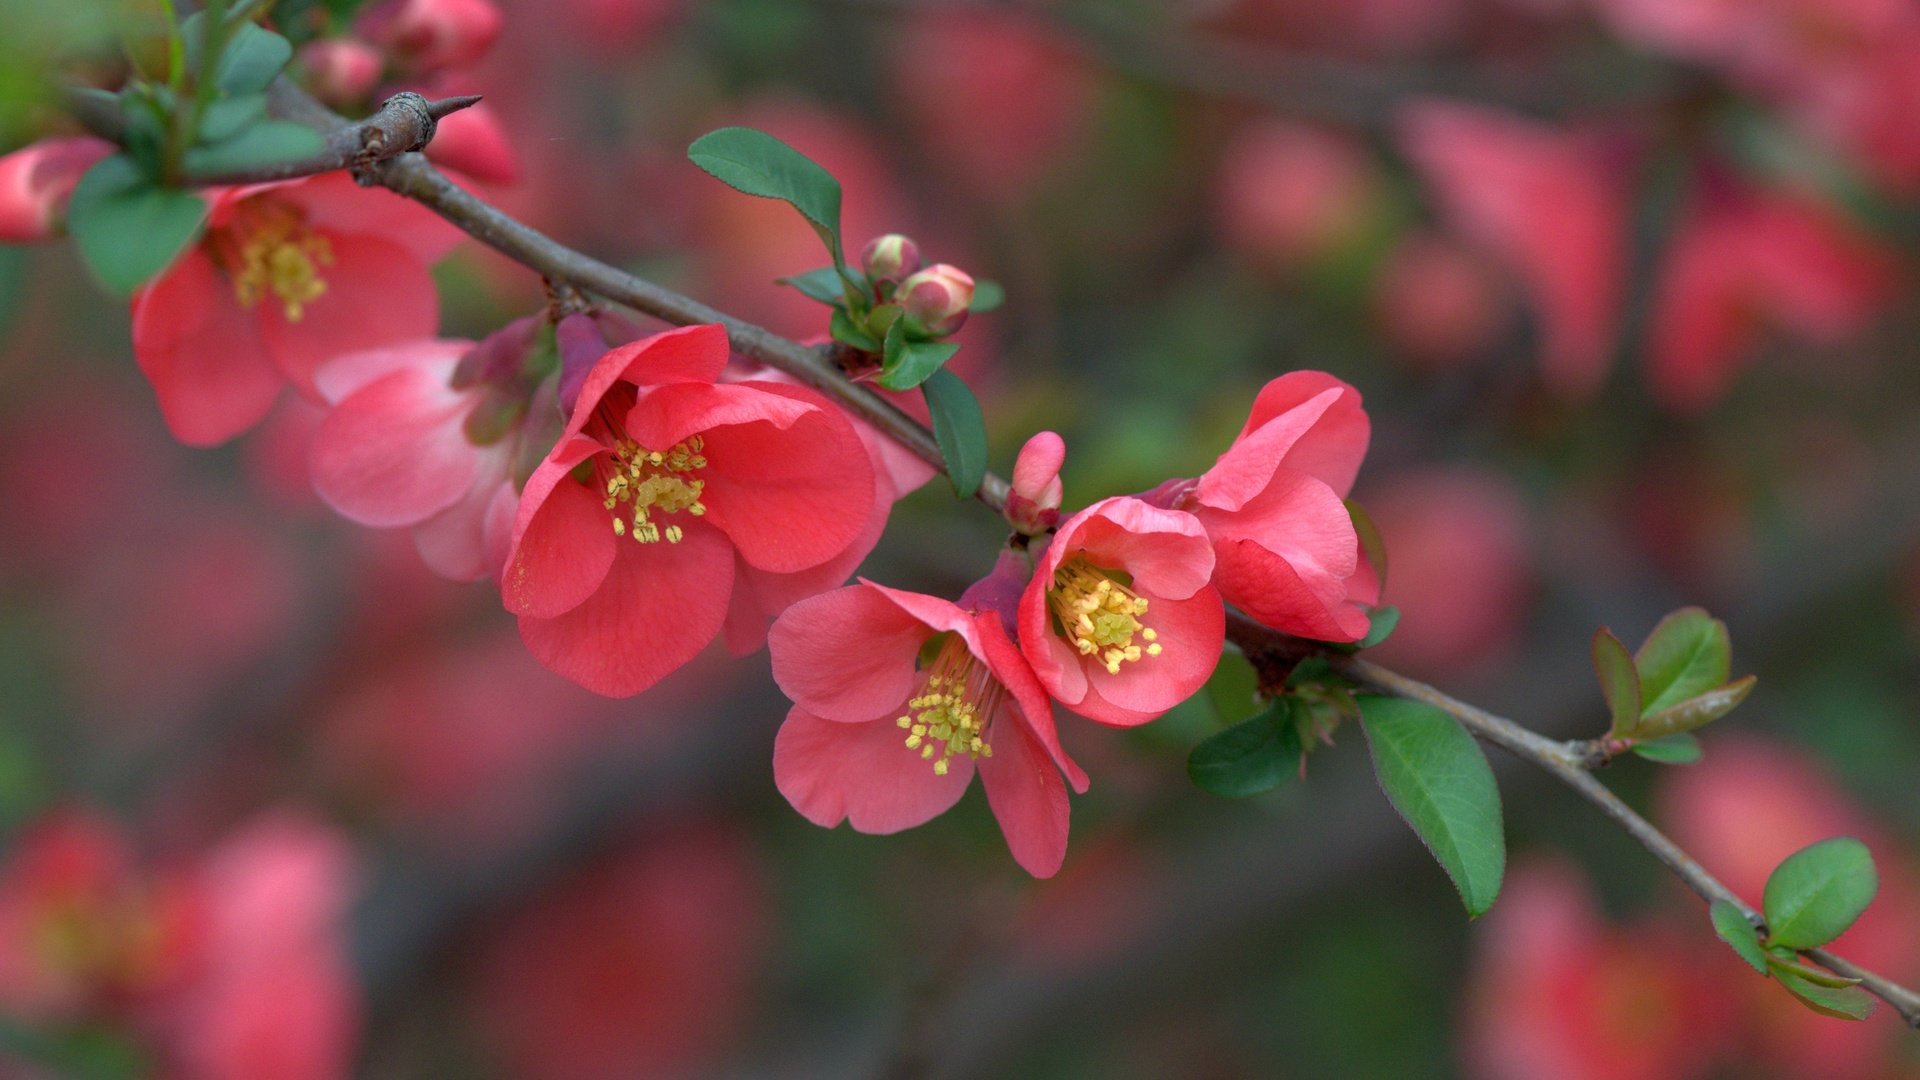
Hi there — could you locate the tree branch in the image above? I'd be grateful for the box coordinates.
[70,78,1920,1030]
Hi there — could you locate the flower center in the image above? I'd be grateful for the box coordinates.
[218,200,334,322]
[895,635,999,776]
[1048,557,1160,674]
[599,434,707,544]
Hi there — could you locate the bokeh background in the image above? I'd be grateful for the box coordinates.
[3,0,1920,1076]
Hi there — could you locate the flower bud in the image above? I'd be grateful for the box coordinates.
[0,137,113,244]
[860,233,921,285]
[1007,430,1064,534]
[355,0,503,74]
[895,263,974,337]
[298,39,384,108]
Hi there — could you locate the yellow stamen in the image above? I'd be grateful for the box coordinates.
[897,634,1000,776]
[1048,556,1159,674]
[601,434,707,544]
[220,200,334,321]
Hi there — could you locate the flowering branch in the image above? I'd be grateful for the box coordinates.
[67,76,1920,1029]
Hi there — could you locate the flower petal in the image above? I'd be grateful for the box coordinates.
[131,247,282,447]
[977,613,1087,793]
[282,172,465,264]
[774,707,974,833]
[309,368,477,527]
[1196,385,1347,513]
[1054,497,1215,600]
[769,583,929,723]
[501,436,616,618]
[313,339,469,405]
[1081,585,1224,723]
[1237,372,1370,497]
[257,234,439,399]
[517,523,734,697]
[976,711,1071,878]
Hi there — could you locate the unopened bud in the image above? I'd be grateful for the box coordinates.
[860,233,921,286]
[298,39,384,107]
[896,263,974,338]
[1007,430,1065,534]
[356,0,503,74]
[0,137,113,244]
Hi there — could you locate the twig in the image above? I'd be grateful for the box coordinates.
[69,77,1920,1030]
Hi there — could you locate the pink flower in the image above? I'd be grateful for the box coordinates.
[308,333,526,581]
[1019,497,1223,727]
[132,173,460,446]
[895,262,974,337]
[1006,430,1065,534]
[0,137,112,243]
[355,0,504,74]
[1151,372,1375,642]
[769,580,1089,877]
[1371,232,1508,370]
[502,324,874,697]
[1398,101,1628,397]
[296,39,384,107]
[1216,120,1383,268]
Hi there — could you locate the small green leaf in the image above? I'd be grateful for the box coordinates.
[1358,696,1506,917]
[1630,733,1703,764]
[198,93,268,142]
[921,369,987,498]
[1188,700,1303,798]
[688,127,845,266]
[877,340,961,391]
[776,266,846,305]
[1593,627,1641,738]
[1355,606,1399,650]
[1635,607,1731,715]
[1710,901,1769,974]
[66,155,207,295]
[1763,837,1878,950]
[183,120,323,177]
[1775,971,1876,1021]
[881,313,906,370]
[828,307,878,351]
[1347,500,1387,593]
[214,21,295,94]
[1628,675,1755,740]
[969,278,1005,312]
[1766,955,1864,988]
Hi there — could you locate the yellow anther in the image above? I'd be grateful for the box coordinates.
[1048,556,1161,673]
[895,635,999,777]
[221,201,334,321]
[600,435,708,543]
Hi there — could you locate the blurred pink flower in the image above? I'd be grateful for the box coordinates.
[0,137,112,243]
[1398,102,1628,398]
[1216,120,1383,268]
[1019,497,1223,727]
[770,580,1089,877]
[131,174,460,446]
[356,0,503,75]
[1372,232,1509,369]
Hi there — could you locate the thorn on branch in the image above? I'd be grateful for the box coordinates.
[351,92,482,182]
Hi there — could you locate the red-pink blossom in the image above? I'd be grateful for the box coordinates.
[502,324,875,697]
[297,39,384,107]
[1216,120,1383,268]
[356,0,504,74]
[1019,497,1223,727]
[769,580,1090,877]
[1006,430,1065,534]
[1372,232,1509,369]
[309,336,522,581]
[1398,101,1628,397]
[131,174,460,446]
[1149,372,1375,642]
[0,136,112,243]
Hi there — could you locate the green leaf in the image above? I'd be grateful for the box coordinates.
[1635,607,1731,715]
[213,21,294,94]
[1630,733,1703,764]
[1629,675,1755,740]
[1347,500,1387,593]
[688,127,845,267]
[1355,606,1399,650]
[828,306,878,351]
[1766,955,1864,988]
[921,369,987,498]
[776,266,846,305]
[1763,837,1878,950]
[1593,628,1641,738]
[881,312,906,370]
[183,120,323,177]
[1775,971,1876,1021]
[66,154,207,295]
[1187,700,1303,798]
[198,92,267,142]
[1710,900,1769,974]
[969,278,1005,312]
[1358,696,1506,917]
[877,340,961,391]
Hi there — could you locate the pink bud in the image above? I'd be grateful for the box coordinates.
[860,233,921,285]
[895,263,974,337]
[0,137,113,243]
[356,0,503,74]
[298,39,384,107]
[1007,430,1065,534]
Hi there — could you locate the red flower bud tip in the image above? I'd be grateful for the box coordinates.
[298,39,385,107]
[860,232,922,285]
[1007,430,1065,534]
[895,263,974,337]
[0,137,113,244]
[355,0,504,74]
